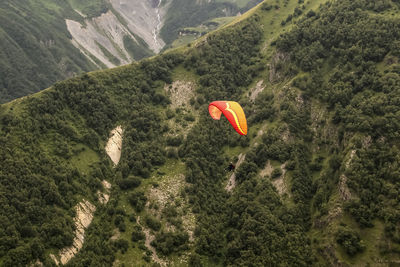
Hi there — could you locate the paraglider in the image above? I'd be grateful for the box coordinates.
[208,101,247,135]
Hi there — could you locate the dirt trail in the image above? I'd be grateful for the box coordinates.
[105,125,123,166]
[226,153,246,192]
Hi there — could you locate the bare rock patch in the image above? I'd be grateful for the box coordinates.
[249,80,265,101]
[51,200,96,265]
[105,126,123,166]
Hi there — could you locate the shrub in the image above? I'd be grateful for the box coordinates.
[336,226,365,256]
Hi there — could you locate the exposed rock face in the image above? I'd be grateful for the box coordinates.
[98,180,112,205]
[144,172,195,265]
[268,51,289,83]
[271,162,288,196]
[165,81,195,108]
[51,200,96,265]
[105,126,123,166]
[110,0,167,53]
[226,153,246,192]
[249,80,265,101]
[339,175,351,201]
[50,254,59,266]
[67,11,134,68]
[260,160,273,178]
[67,0,168,67]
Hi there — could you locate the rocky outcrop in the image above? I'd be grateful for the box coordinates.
[105,126,123,166]
[50,127,118,265]
[137,216,167,266]
[51,200,96,265]
[271,162,288,196]
[165,81,195,108]
[110,0,167,53]
[67,11,135,68]
[249,80,265,102]
[268,52,289,83]
[260,160,273,178]
[97,180,112,205]
[67,0,169,68]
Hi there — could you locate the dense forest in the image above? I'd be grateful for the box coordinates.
[1,0,400,266]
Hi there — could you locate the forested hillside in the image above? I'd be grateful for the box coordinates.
[1,0,400,266]
[0,0,95,103]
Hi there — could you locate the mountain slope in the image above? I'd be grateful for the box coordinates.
[0,1,95,103]
[1,0,400,266]
[0,0,261,104]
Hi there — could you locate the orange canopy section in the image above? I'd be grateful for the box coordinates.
[208,101,248,135]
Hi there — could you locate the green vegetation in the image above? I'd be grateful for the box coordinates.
[0,0,95,103]
[1,0,400,266]
[66,0,110,18]
[96,42,121,66]
[336,225,365,256]
[160,0,263,45]
[123,35,154,61]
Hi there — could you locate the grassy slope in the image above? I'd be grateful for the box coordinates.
[160,0,263,46]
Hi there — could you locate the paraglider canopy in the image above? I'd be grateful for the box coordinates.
[208,101,247,135]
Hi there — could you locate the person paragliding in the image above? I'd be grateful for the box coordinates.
[208,101,247,135]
